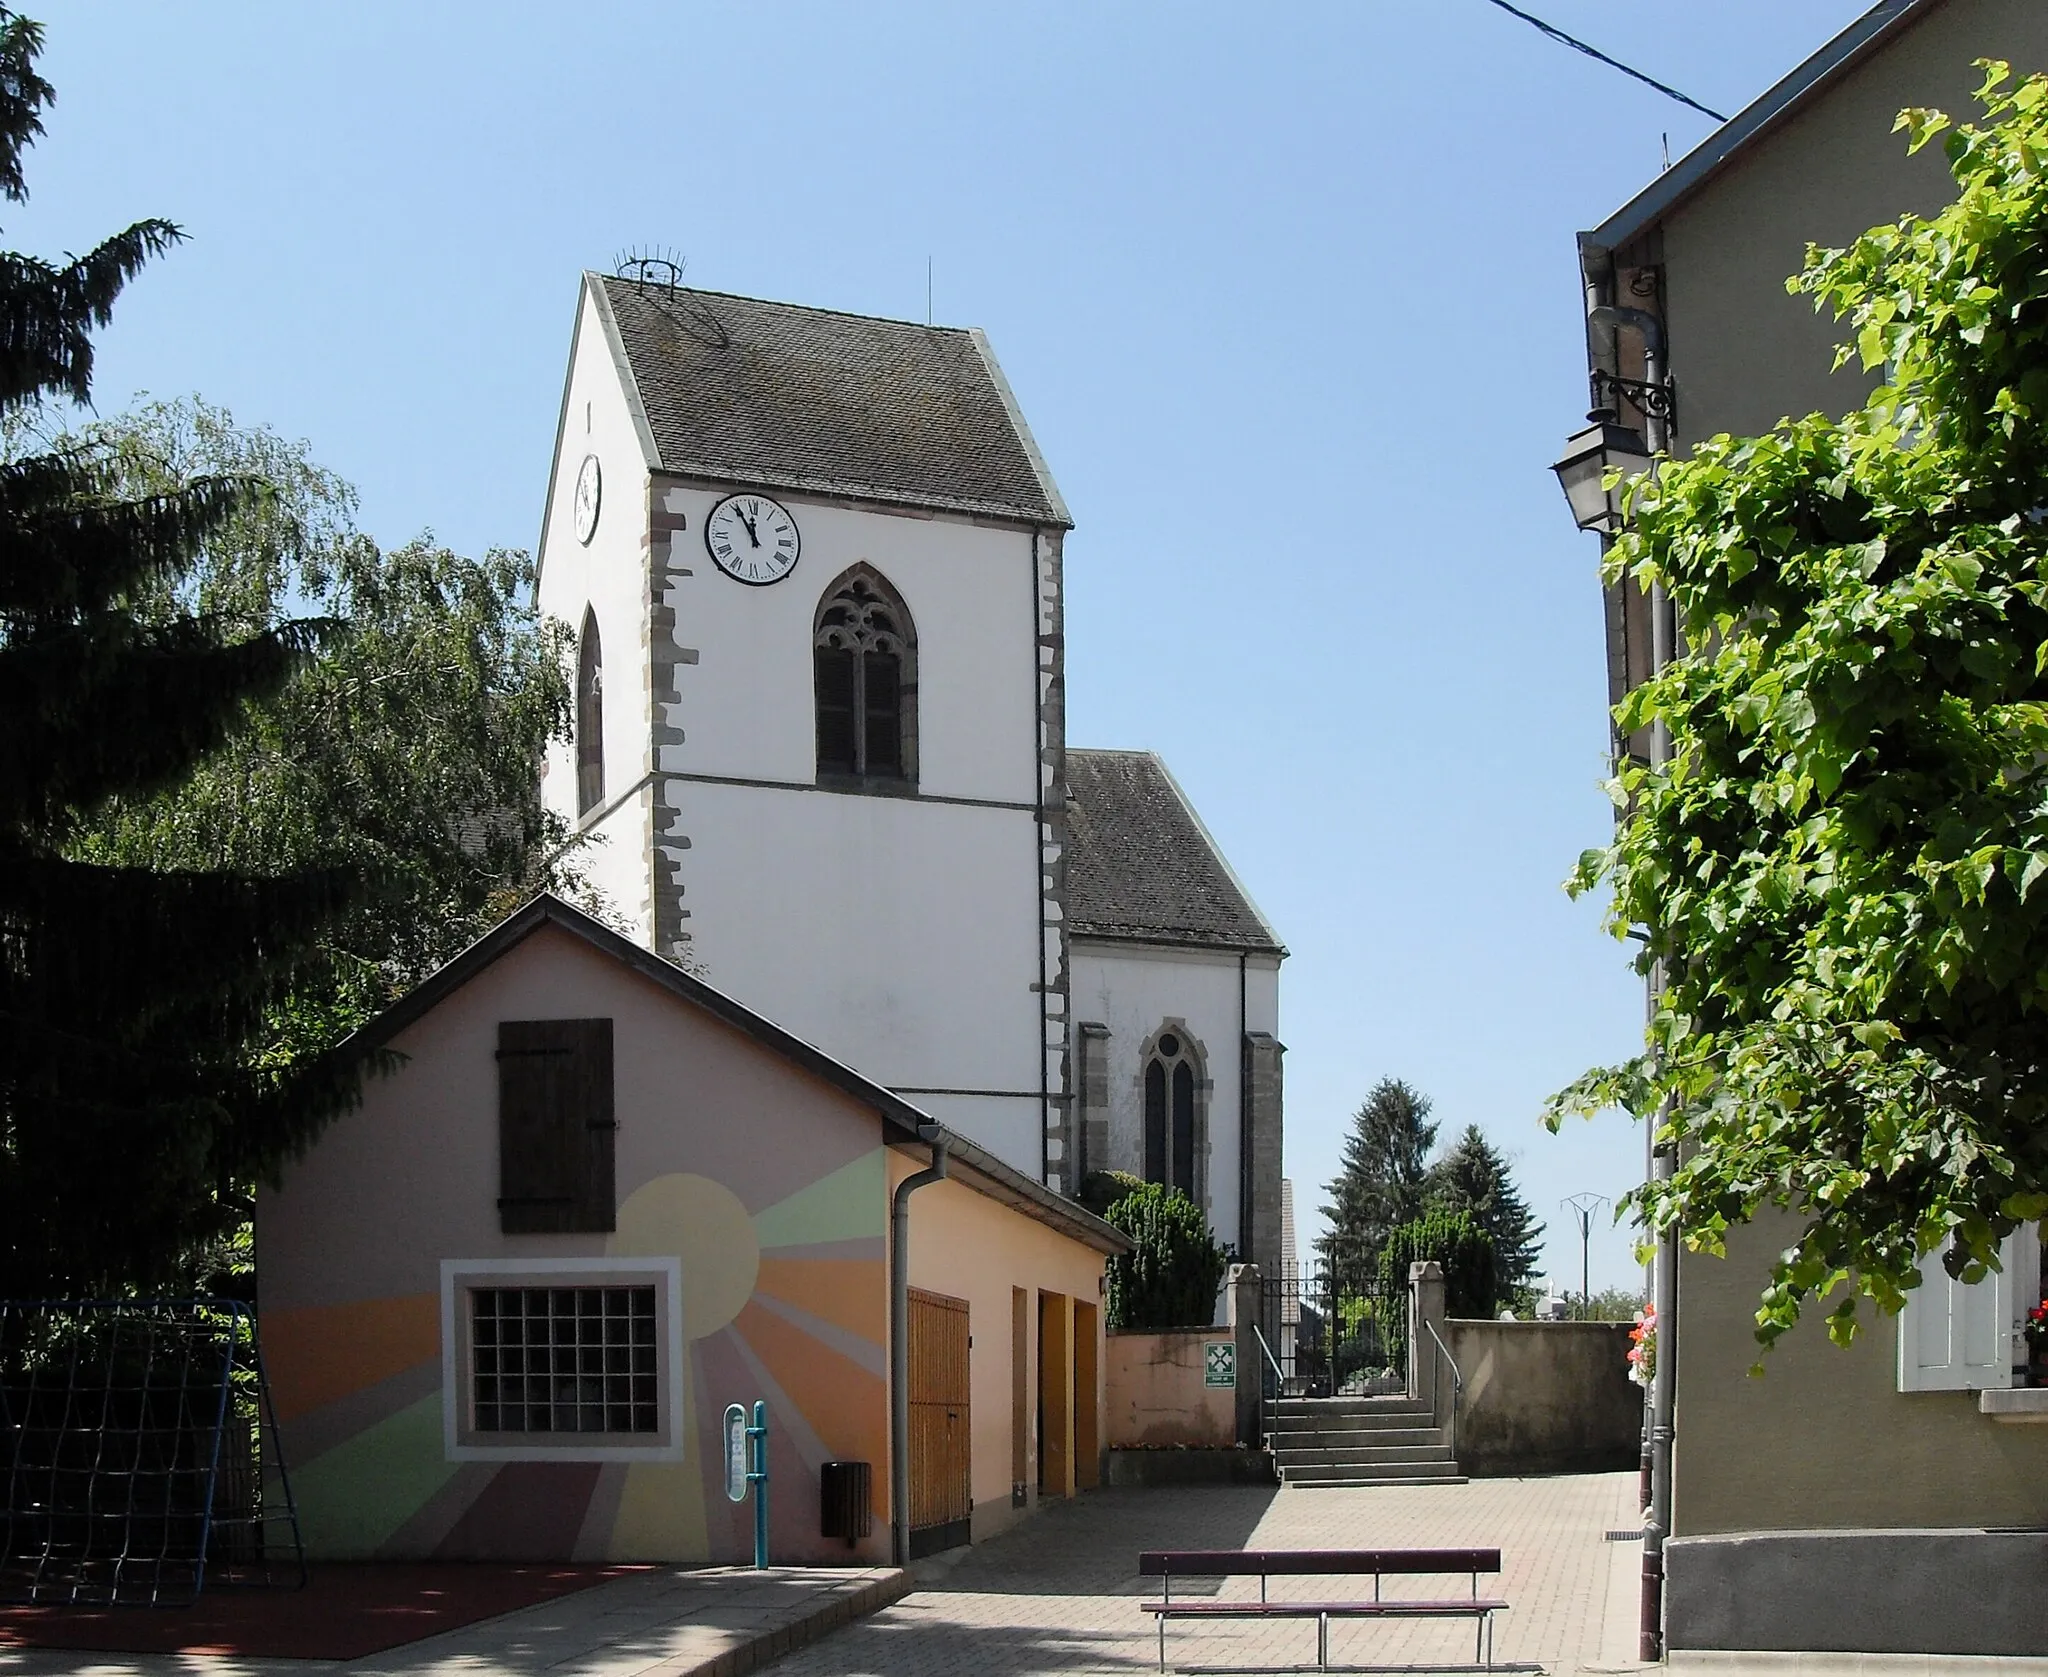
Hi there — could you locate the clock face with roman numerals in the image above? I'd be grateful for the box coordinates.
[704,492,800,586]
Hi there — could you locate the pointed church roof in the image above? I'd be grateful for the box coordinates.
[590,274,1071,528]
[1065,749,1285,955]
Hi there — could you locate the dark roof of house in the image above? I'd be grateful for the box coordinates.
[1065,750,1283,954]
[590,275,1070,527]
[1583,0,1936,256]
[342,893,1127,1255]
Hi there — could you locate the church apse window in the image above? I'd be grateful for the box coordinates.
[1142,1028,1205,1203]
[577,609,604,816]
[814,567,917,788]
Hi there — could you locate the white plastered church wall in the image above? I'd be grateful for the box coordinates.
[536,282,661,944]
[1068,940,1280,1257]
[536,283,1053,1181]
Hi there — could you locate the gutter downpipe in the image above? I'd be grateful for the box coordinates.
[1237,952,1251,1262]
[1586,257,1678,1663]
[891,1127,949,1567]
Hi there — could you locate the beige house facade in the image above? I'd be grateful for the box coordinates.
[1565,0,2048,1657]
[256,895,1123,1569]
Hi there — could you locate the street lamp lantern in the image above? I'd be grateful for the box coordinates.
[1551,418,1653,535]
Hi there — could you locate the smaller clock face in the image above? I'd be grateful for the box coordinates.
[705,492,800,586]
[574,454,601,544]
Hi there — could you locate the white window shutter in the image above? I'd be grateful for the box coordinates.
[1897,1230,2021,1391]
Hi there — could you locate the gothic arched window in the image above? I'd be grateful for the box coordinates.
[814,567,916,786]
[577,608,604,816]
[1143,1027,1204,1202]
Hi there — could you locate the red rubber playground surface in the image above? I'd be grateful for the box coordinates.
[0,1564,645,1659]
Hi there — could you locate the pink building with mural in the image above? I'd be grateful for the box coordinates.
[256,895,1121,1566]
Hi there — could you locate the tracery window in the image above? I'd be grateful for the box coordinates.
[1143,1028,1202,1201]
[577,608,604,816]
[814,567,916,786]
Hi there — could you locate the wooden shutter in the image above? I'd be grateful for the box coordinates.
[1897,1227,2030,1391]
[497,1018,615,1233]
[815,647,858,776]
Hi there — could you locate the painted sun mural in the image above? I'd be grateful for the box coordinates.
[264,1134,893,1566]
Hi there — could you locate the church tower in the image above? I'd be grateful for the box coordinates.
[534,270,1072,1183]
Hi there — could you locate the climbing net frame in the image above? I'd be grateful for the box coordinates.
[0,1298,306,1607]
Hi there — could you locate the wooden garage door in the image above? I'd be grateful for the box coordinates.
[908,1287,971,1556]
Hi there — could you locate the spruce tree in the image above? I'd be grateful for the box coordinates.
[1425,1124,1545,1293]
[1317,1077,1438,1293]
[0,14,363,1296]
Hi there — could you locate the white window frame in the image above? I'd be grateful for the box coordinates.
[1897,1225,2039,1393]
[440,1256,685,1462]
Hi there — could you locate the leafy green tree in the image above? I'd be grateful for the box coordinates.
[1103,1182,1231,1330]
[1377,1209,1500,1320]
[0,19,365,1296]
[63,397,577,1068]
[1425,1124,1545,1293]
[1319,1078,1437,1292]
[1550,64,2048,1351]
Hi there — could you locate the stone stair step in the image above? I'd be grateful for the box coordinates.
[1281,1473,1470,1489]
[1273,1442,1455,1465]
[1266,1425,1446,1447]
[1281,1458,1466,1484]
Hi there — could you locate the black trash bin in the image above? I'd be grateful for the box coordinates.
[819,1459,873,1545]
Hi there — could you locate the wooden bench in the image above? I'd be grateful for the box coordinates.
[1137,1548,1508,1672]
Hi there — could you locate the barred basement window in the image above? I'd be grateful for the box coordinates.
[470,1285,658,1434]
[815,566,916,786]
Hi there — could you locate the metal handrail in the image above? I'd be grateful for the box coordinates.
[1423,1317,1464,1458]
[1250,1322,1286,1448]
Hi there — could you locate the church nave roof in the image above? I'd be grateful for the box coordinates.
[1065,749,1284,955]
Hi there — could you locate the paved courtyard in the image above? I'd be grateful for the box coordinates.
[764,1471,1647,1677]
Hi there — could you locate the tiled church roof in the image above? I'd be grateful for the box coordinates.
[1065,750,1284,954]
[592,275,1070,527]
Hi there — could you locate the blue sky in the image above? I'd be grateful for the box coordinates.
[26,2,1888,1292]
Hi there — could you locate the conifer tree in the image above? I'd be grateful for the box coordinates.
[1317,1078,1438,1293]
[0,14,363,1296]
[1425,1124,1545,1293]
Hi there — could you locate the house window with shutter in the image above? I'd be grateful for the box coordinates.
[576,609,604,816]
[497,1018,615,1233]
[1141,1026,1206,1205]
[1898,1224,2039,1391]
[814,566,916,787]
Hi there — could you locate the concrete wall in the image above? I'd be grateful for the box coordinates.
[1104,1329,1236,1448]
[1666,1529,2048,1656]
[1442,1319,1641,1478]
[1660,0,2048,451]
[1069,941,1281,1263]
[1673,1215,2048,1534]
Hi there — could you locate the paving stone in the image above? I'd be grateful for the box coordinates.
[760,1472,1646,1677]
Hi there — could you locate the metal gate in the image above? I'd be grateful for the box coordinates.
[1260,1261,1408,1398]
[907,1288,970,1557]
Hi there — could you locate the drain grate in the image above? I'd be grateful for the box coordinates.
[1603,1529,1644,1541]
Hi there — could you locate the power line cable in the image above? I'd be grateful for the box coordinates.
[1479,0,1730,124]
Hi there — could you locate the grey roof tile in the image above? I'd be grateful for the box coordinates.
[1065,749,1283,954]
[594,275,1068,526]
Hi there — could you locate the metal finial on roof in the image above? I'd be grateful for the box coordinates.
[615,247,686,293]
